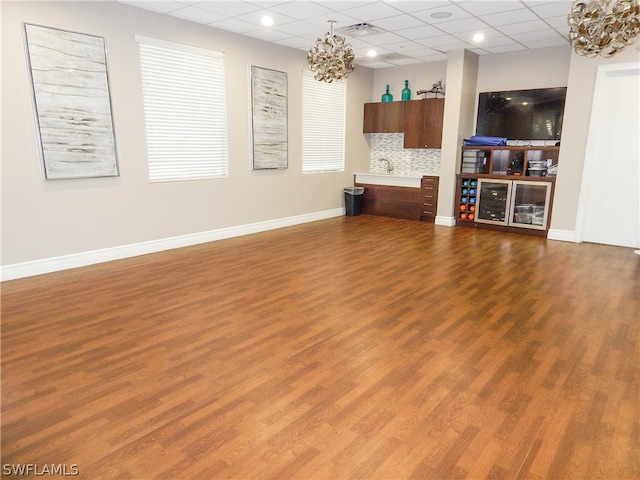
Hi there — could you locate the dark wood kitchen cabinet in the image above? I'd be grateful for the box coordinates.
[363,99,445,149]
[362,101,405,133]
[403,98,445,149]
[420,175,439,222]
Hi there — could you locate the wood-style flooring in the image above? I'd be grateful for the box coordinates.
[1,215,638,479]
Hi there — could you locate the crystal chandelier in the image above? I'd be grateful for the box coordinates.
[307,21,355,83]
[568,0,640,57]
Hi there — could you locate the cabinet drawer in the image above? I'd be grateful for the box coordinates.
[420,176,439,222]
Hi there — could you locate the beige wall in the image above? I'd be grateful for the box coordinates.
[553,46,640,233]
[3,0,639,273]
[1,1,373,267]
[377,45,640,234]
[371,61,448,103]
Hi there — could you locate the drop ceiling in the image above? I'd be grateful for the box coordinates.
[117,0,573,68]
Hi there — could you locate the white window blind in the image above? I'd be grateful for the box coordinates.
[136,36,228,181]
[302,72,346,173]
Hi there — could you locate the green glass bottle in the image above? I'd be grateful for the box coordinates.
[401,80,411,101]
[381,85,393,102]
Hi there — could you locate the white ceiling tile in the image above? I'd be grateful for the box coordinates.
[243,28,293,42]
[319,1,378,11]
[195,1,262,16]
[414,34,461,48]
[359,59,396,68]
[386,1,452,14]
[341,2,406,21]
[233,10,298,31]
[479,8,539,26]
[116,0,577,69]
[528,2,573,18]
[245,1,295,7]
[521,36,570,48]
[358,30,413,44]
[268,1,335,20]
[274,20,321,36]
[120,1,185,14]
[168,6,227,23]
[459,1,525,16]
[545,14,570,29]
[433,17,491,34]
[305,12,363,30]
[411,4,473,23]
[354,45,393,56]
[467,35,520,48]
[497,19,551,34]
[209,17,264,33]
[372,14,426,30]
[516,29,565,42]
[385,39,437,53]
[395,24,447,40]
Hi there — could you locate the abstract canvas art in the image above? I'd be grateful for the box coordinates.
[251,66,288,170]
[24,24,119,180]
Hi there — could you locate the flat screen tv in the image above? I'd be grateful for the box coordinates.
[476,87,567,141]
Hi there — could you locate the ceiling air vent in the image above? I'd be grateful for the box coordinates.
[336,22,386,37]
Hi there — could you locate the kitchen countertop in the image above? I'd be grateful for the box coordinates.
[354,172,423,188]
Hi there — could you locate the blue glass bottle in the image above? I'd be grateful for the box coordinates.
[381,85,393,102]
[401,80,411,101]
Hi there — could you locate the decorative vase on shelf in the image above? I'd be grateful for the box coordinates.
[381,85,393,102]
[401,80,411,101]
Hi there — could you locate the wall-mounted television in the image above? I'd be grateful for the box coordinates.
[475,87,567,141]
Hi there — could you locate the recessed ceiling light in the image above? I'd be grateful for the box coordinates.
[367,49,377,57]
[261,15,274,27]
[472,33,485,42]
[430,11,452,19]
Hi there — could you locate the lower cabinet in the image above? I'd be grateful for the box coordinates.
[420,176,439,223]
[456,174,554,235]
[355,183,421,220]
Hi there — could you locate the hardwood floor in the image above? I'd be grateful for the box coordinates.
[2,215,638,480]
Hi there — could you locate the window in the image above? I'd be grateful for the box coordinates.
[136,36,228,181]
[301,72,346,173]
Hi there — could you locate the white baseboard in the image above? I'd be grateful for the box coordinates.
[547,229,580,243]
[435,216,456,227]
[1,208,345,281]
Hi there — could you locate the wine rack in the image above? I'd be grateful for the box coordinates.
[458,177,478,222]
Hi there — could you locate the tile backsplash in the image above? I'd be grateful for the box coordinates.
[369,133,441,176]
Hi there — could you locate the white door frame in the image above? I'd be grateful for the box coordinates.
[575,61,640,247]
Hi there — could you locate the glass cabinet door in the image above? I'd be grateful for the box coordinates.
[476,179,512,225]
[509,181,552,230]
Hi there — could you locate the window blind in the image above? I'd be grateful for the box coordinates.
[136,36,228,181]
[301,71,346,173]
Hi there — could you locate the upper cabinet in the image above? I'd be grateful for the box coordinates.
[363,102,405,133]
[363,99,445,149]
[403,98,445,149]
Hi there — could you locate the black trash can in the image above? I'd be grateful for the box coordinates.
[344,186,364,216]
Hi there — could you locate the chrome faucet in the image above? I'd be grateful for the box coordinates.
[379,158,393,174]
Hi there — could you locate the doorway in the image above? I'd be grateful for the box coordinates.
[578,62,640,249]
